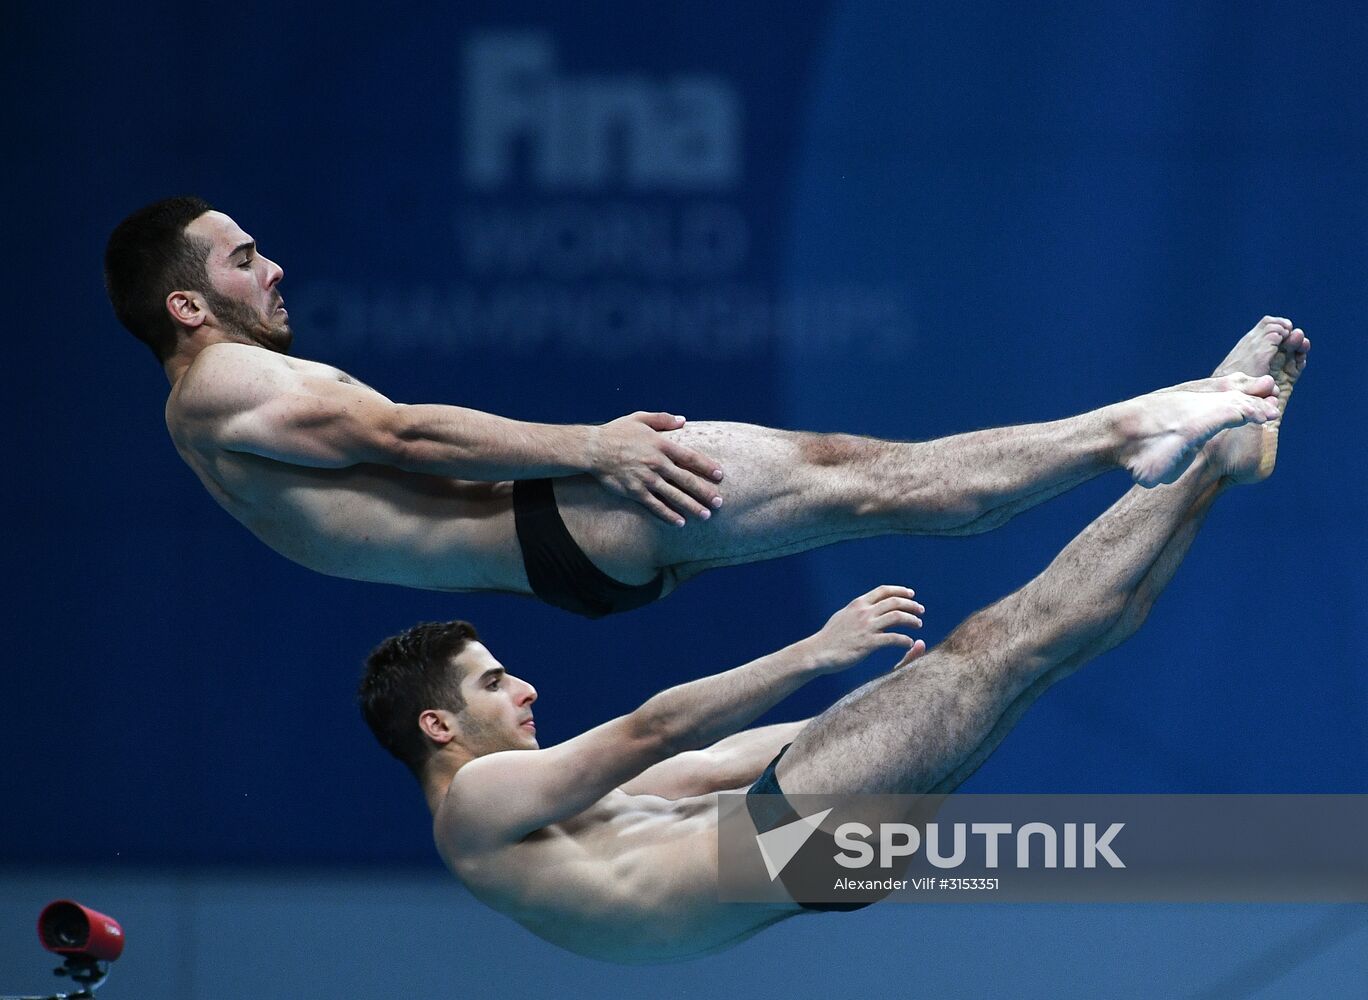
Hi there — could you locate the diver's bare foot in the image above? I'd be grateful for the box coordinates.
[1115,374,1280,487]
[1207,326,1310,484]
[1213,316,1292,378]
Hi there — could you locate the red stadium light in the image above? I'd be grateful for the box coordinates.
[36,901,125,963]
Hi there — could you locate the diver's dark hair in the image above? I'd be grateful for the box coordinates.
[104,196,216,361]
[358,620,480,778]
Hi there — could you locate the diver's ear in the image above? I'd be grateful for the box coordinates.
[418,709,460,747]
[166,289,208,330]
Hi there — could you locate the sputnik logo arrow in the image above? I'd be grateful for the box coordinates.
[755,808,834,881]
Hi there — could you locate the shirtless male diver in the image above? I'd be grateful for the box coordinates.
[107,196,1285,618]
[356,327,1309,962]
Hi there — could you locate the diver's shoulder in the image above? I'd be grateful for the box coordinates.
[169,343,290,419]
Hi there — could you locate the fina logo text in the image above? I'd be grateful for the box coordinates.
[463,32,741,190]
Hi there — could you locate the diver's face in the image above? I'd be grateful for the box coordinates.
[186,210,292,352]
[451,642,539,755]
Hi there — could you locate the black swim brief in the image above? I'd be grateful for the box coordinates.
[512,478,665,619]
[747,745,879,913]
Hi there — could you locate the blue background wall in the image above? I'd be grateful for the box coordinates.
[3,3,1365,996]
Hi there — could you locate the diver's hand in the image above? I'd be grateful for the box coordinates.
[807,586,926,672]
[589,412,725,526]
